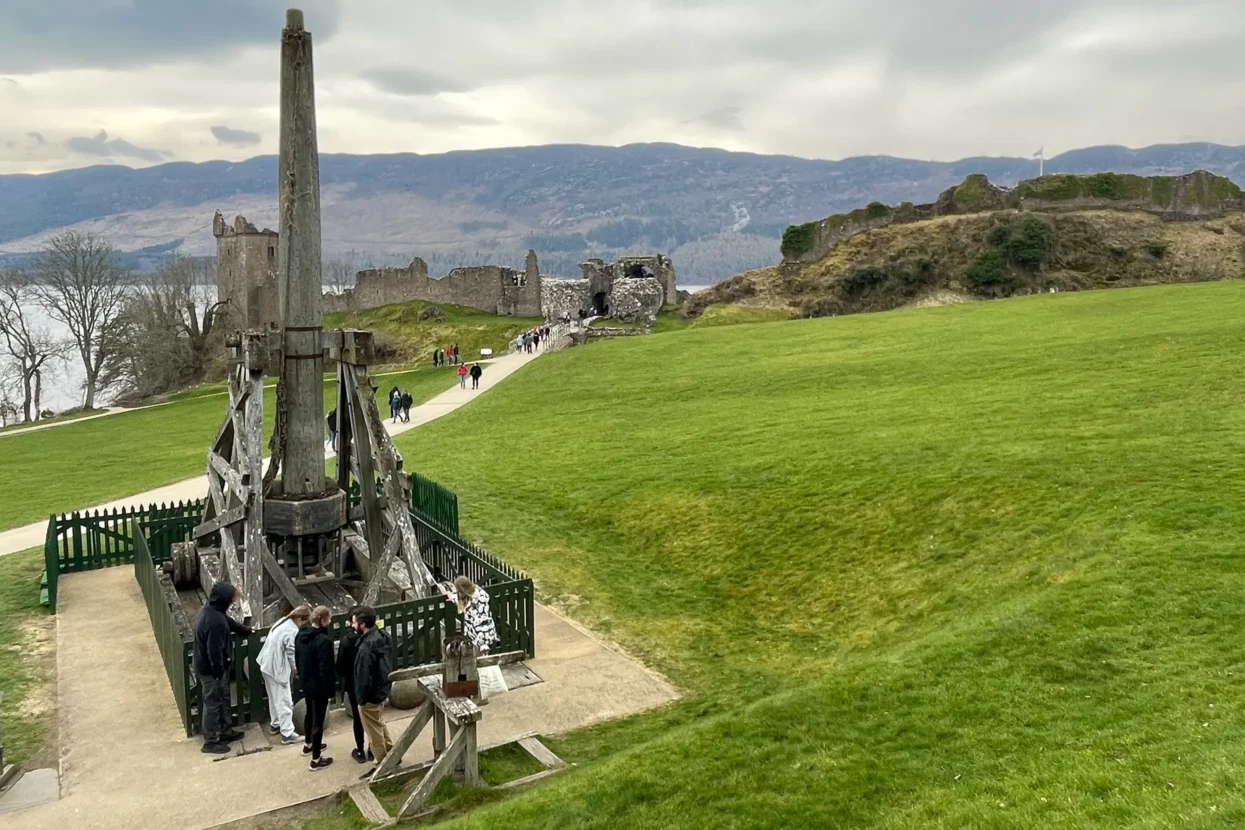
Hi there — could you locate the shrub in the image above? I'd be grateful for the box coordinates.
[1084,173,1147,201]
[1146,240,1169,258]
[1006,219,1053,269]
[781,223,817,258]
[987,225,1012,247]
[866,202,892,220]
[841,266,888,295]
[966,249,1009,288]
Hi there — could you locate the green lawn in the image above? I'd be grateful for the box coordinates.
[653,302,792,333]
[0,367,455,530]
[0,548,54,767]
[326,300,540,365]
[376,280,1245,827]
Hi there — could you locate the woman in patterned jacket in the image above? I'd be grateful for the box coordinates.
[454,576,500,653]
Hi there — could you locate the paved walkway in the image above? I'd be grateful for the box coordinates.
[0,348,543,557]
[5,562,677,829]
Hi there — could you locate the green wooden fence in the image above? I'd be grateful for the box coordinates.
[134,526,195,735]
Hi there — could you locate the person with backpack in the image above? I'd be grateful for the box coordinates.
[388,387,400,422]
[469,363,483,390]
[353,606,394,770]
[295,606,336,770]
[458,362,468,389]
[256,605,310,746]
[400,390,412,423]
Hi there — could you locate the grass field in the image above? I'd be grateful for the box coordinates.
[371,280,1245,827]
[0,366,455,530]
[325,300,540,365]
[0,548,54,767]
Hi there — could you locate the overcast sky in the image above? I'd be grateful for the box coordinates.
[1,0,1243,175]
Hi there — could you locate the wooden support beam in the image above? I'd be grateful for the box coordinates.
[388,651,526,684]
[242,367,266,622]
[370,700,433,782]
[416,675,481,727]
[193,505,247,540]
[518,736,566,770]
[396,726,467,818]
[208,452,250,502]
[261,550,306,609]
[348,784,391,826]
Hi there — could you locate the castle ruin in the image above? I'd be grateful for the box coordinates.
[215,213,679,325]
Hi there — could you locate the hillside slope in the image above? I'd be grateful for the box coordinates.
[5,142,1245,283]
[394,281,1245,827]
[690,171,1245,318]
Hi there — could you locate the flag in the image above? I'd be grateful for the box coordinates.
[1033,148,1044,159]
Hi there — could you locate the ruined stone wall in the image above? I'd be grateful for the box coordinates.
[214,212,280,329]
[784,170,1245,266]
[541,278,592,320]
[323,249,542,317]
[610,277,664,324]
[578,254,678,317]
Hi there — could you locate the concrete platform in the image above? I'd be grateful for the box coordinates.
[0,768,59,814]
[5,566,677,829]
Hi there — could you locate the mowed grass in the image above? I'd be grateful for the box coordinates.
[387,280,1245,827]
[0,366,454,530]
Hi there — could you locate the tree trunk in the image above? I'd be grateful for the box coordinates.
[83,372,97,410]
[21,369,33,422]
[33,369,43,418]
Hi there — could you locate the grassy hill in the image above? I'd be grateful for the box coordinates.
[386,280,1245,827]
[324,300,538,366]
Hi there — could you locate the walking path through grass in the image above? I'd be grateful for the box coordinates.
[0,348,543,556]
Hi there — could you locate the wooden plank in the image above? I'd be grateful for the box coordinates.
[518,737,566,770]
[371,700,433,782]
[459,723,481,787]
[396,726,466,818]
[193,504,247,540]
[416,676,481,726]
[495,767,566,791]
[208,451,250,501]
[388,651,526,684]
[348,784,391,825]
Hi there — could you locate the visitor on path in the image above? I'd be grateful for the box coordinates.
[453,343,460,364]
[336,607,371,764]
[295,606,337,770]
[458,363,468,389]
[353,606,395,771]
[400,391,412,423]
[193,582,253,754]
[325,409,337,451]
[388,387,400,422]
[256,605,310,746]
[432,350,440,368]
[454,576,500,653]
[470,363,482,390]
[533,331,541,350]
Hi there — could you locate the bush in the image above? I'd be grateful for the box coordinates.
[1006,219,1053,269]
[987,225,1012,247]
[841,266,888,294]
[1146,240,1169,258]
[781,223,816,258]
[966,249,1009,288]
[865,202,892,220]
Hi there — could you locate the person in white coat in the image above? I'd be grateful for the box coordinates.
[257,605,310,744]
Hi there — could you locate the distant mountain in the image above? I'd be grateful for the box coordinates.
[2,142,1244,284]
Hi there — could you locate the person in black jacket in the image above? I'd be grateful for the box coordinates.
[193,582,252,753]
[469,363,482,390]
[295,606,336,770]
[335,607,370,764]
[352,606,394,768]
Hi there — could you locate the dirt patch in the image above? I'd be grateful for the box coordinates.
[905,289,976,310]
[16,615,58,768]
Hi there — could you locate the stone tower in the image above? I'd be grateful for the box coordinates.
[213,211,280,330]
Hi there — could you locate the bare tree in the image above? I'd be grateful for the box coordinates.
[323,257,356,294]
[32,232,129,409]
[111,255,225,399]
[0,268,66,422]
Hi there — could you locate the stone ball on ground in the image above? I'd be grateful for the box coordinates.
[388,679,425,710]
[292,696,307,729]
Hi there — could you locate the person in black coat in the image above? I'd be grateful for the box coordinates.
[335,608,369,763]
[294,606,336,770]
[352,606,394,768]
[469,363,482,390]
[193,582,252,753]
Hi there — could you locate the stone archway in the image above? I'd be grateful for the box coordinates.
[592,292,609,316]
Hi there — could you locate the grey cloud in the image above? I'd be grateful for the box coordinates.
[0,0,343,72]
[363,68,472,97]
[211,125,261,146]
[27,132,46,146]
[65,130,170,163]
[697,107,744,131]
